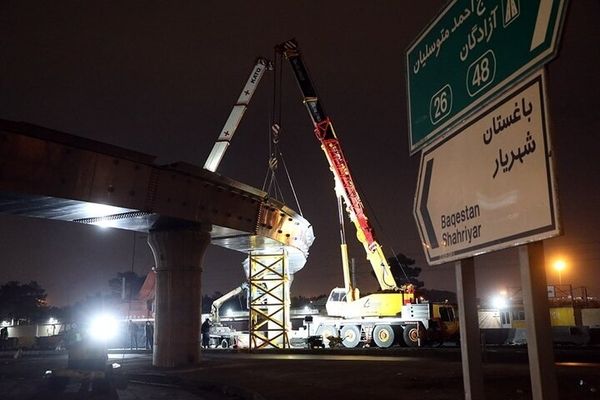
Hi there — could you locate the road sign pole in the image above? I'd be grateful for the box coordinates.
[519,241,558,400]
[455,257,485,400]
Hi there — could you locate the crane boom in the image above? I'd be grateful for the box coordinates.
[210,283,248,324]
[204,57,272,172]
[277,39,400,293]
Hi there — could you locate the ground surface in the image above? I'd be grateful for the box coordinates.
[0,347,598,399]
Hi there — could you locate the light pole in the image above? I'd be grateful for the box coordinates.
[553,259,566,285]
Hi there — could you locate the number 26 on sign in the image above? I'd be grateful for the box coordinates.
[429,84,453,125]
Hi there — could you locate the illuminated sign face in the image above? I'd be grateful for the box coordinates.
[414,70,560,265]
[406,0,569,153]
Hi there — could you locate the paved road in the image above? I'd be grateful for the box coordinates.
[1,348,599,399]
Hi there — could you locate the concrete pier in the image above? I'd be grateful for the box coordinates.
[148,225,210,367]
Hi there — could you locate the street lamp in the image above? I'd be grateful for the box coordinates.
[553,259,567,285]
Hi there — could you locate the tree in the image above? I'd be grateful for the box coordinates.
[291,295,312,308]
[0,281,48,323]
[108,271,146,301]
[417,288,457,303]
[389,253,424,289]
[371,253,425,289]
[291,295,327,308]
[384,255,458,302]
[69,292,116,323]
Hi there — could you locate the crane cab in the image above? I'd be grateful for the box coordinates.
[325,288,349,317]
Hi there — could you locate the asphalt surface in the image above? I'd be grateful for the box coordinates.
[0,346,599,399]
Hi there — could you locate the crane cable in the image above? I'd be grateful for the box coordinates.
[262,50,304,216]
[261,58,285,201]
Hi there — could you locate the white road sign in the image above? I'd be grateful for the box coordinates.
[414,70,560,265]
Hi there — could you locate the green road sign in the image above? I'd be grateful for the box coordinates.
[406,0,568,154]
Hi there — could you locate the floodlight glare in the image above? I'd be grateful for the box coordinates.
[491,295,508,309]
[88,313,119,342]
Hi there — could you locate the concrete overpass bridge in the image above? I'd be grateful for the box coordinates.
[0,119,314,366]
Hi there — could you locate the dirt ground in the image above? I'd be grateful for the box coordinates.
[125,349,600,400]
[1,348,598,399]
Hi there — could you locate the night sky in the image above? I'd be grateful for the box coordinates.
[1,1,598,306]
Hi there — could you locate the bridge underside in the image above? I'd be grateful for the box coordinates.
[0,191,297,256]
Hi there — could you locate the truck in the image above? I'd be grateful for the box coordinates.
[276,39,458,348]
[207,283,249,348]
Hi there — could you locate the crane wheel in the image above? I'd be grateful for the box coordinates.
[402,324,420,347]
[340,325,361,348]
[318,326,337,347]
[373,325,395,348]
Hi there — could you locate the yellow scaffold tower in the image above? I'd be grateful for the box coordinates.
[248,251,290,349]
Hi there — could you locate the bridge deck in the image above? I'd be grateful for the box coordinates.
[0,119,314,272]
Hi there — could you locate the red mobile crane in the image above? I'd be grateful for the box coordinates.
[277,39,457,348]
